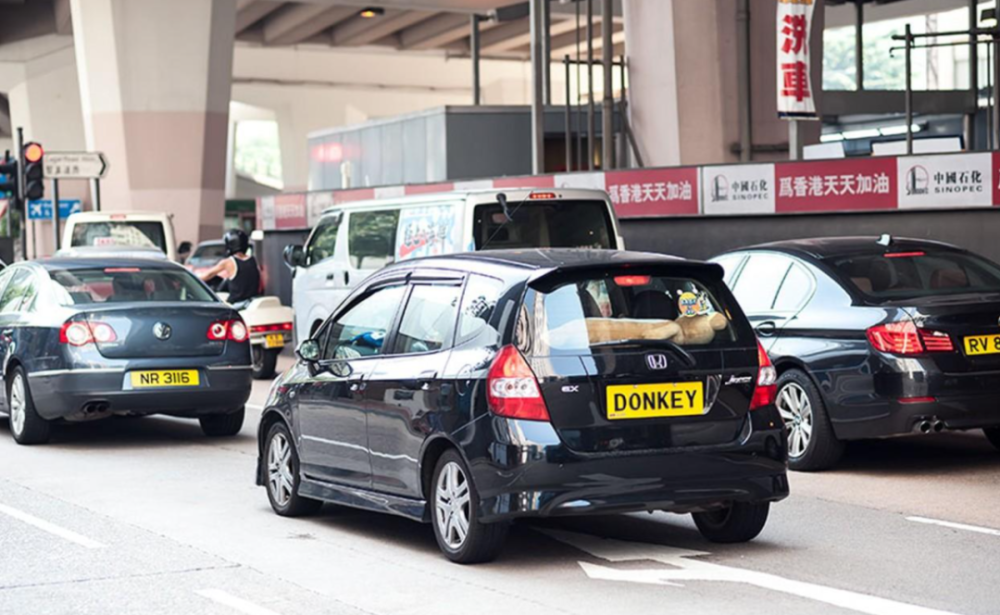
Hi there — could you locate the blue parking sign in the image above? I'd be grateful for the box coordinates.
[28,199,82,220]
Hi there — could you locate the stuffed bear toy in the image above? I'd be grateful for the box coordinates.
[669,312,729,345]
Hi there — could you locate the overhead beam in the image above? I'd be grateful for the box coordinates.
[53,0,71,35]
[398,12,470,49]
[479,18,529,54]
[235,1,284,34]
[549,21,623,58]
[332,10,433,47]
[262,4,357,46]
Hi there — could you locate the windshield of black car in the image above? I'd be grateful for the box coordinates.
[827,250,1000,299]
[474,200,614,250]
[523,273,741,356]
[70,221,167,253]
[50,268,216,304]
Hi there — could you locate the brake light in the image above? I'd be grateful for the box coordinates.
[867,321,954,355]
[60,321,117,346]
[249,323,293,334]
[228,320,249,343]
[884,251,925,259]
[614,275,651,287]
[207,322,228,341]
[750,340,777,411]
[528,192,557,200]
[486,345,550,421]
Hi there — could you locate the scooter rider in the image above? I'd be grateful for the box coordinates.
[199,229,261,306]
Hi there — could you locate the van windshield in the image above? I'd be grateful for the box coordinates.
[71,221,167,253]
[474,200,614,250]
[524,273,741,356]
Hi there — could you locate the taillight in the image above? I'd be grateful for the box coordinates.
[750,340,777,411]
[249,323,293,334]
[60,321,117,346]
[486,345,550,421]
[207,319,249,342]
[867,321,953,355]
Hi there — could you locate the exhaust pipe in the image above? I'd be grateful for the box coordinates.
[933,421,945,433]
[918,420,932,434]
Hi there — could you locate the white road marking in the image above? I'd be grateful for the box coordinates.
[541,529,963,615]
[195,589,283,615]
[907,516,1000,537]
[0,503,105,549]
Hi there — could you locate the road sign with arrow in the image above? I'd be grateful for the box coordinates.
[44,152,109,179]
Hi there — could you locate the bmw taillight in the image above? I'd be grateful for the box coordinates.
[60,321,117,346]
[486,345,550,421]
[750,340,777,411]
[207,320,249,343]
[867,321,953,355]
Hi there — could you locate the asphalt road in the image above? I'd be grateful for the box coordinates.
[2,354,998,615]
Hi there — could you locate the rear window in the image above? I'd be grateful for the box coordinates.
[189,244,227,266]
[828,250,1000,299]
[474,200,614,250]
[50,268,215,305]
[523,273,742,356]
[71,222,167,253]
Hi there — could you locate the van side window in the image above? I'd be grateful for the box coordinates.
[306,217,340,266]
[393,284,461,355]
[349,210,400,269]
[457,275,504,345]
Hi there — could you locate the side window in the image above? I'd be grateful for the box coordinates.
[306,217,340,266]
[731,254,791,313]
[457,275,505,345]
[0,269,32,314]
[394,284,461,355]
[712,253,745,287]
[349,209,400,269]
[323,285,406,360]
[773,263,813,312]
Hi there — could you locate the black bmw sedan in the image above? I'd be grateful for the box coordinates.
[0,257,251,444]
[257,249,788,563]
[713,236,1000,471]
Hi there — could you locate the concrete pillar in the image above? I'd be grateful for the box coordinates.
[69,0,236,246]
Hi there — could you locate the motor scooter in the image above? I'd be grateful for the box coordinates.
[214,284,294,380]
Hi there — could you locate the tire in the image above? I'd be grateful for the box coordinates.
[431,450,508,564]
[264,421,322,517]
[693,502,770,543]
[984,427,1000,451]
[199,406,245,437]
[251,347,279,380]
[775,369,844,472]
[7,367,51,445]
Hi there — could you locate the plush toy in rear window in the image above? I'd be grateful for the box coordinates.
[670,291,729,345]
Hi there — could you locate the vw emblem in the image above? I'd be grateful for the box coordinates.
[646,353,669,370]
[152,322,172,341]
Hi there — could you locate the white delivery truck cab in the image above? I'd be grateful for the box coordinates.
[284,187,625,343]
[62,212,179,261]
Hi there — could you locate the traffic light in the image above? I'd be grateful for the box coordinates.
[0,151,16,199]
[21,142,44,201]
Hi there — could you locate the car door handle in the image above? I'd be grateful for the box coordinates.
[326,273,335,280]
[755,321,778,336]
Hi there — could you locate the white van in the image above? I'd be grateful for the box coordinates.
[283,188,625,342]
[62,212,179,261]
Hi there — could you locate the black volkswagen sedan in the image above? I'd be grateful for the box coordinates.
[713,236,1000,471]
[0,257,251,444]
[256,249,788,563]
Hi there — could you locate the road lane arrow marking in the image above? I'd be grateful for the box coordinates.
[540,528,963,615]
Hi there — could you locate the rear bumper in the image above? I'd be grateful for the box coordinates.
[28,366,252,420]
[469,411,789,523]
[834,394,1000,440]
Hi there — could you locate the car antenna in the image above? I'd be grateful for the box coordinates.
[481,190,535,251]
[877,234,893,247]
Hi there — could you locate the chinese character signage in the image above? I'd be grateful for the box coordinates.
[898,154,992,209]
[395,205,459,261]
[777,0,817,119]
[775,158,896,213]
[604,168,699,217]
[703,165,776,215]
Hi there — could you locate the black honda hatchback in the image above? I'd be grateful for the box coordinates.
[257,250,788,563]
[713,236,1000,471]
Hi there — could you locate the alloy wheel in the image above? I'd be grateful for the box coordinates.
[9,374,26,436]
[777,382,814,458]
[267,431,294,508]
[435,461,471,550]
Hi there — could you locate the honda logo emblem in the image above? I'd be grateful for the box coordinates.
[646,353,669,370]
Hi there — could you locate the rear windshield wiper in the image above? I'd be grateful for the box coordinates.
[589,339,697,368]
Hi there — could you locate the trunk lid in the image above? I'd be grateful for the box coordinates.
[899,293,1000,371]
[521,264,759,453]
[83,304,235,359]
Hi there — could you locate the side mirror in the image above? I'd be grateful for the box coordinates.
[178,241,192,255]
[297,339,321,362]
[283,244,305,269]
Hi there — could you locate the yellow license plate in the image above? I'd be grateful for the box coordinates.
[606,382,705,420]
[963,334,1000,356]
[264,333,285,349]
[130,370,200,388]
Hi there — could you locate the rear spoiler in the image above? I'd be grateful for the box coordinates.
[527,258,725,293]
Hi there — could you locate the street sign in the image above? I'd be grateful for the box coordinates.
[27,199,82,220]
[43,152,108,179]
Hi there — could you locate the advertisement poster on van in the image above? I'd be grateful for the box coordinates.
[395,205,459,261]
